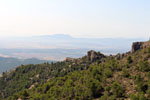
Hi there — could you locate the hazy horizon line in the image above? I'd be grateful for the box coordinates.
[0,33,149,39]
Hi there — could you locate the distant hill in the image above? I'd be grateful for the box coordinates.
[0,57,52,74]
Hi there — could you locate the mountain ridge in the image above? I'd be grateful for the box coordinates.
[1,40,150,100]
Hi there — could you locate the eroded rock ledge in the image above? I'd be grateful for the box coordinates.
[131,41,150,53]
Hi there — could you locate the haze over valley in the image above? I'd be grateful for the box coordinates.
[0,34,147,61]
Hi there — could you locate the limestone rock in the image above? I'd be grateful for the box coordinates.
[131,41,150,53]
[87,50,105,62]
[131,42,144,53]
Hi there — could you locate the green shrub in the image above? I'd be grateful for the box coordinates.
[127,56,133,64]
[130,94,138,100]
[137,61,150,72]
[104,68,113,78]
[122,68,130,77]
[148,47,150,53]
[111,82,125,98]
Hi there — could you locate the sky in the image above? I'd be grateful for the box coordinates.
[0,0,150,38]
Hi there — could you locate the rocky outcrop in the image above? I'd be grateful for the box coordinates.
[65,50,105,63]
[131,41,150,53]
[87,50,105,62]
[65,57,76,62]
[131,42,144,53]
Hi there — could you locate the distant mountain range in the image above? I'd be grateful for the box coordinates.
[0,34,147,60]
[0,57,52,74]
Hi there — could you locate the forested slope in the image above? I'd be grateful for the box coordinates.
[0,50,105,99]
[2,41,150,100]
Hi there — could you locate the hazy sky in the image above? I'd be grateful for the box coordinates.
[0,0,150,38]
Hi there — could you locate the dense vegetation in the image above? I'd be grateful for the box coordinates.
[1,41,150,100]
[0,52,103,99]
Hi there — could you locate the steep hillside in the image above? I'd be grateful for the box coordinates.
[1,41,150,100]
[0,51,105,99]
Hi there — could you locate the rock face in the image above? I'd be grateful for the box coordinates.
[131,42,144,53]
[131,41,150,53]
[87,50,105,62]
[65,50,105,63]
